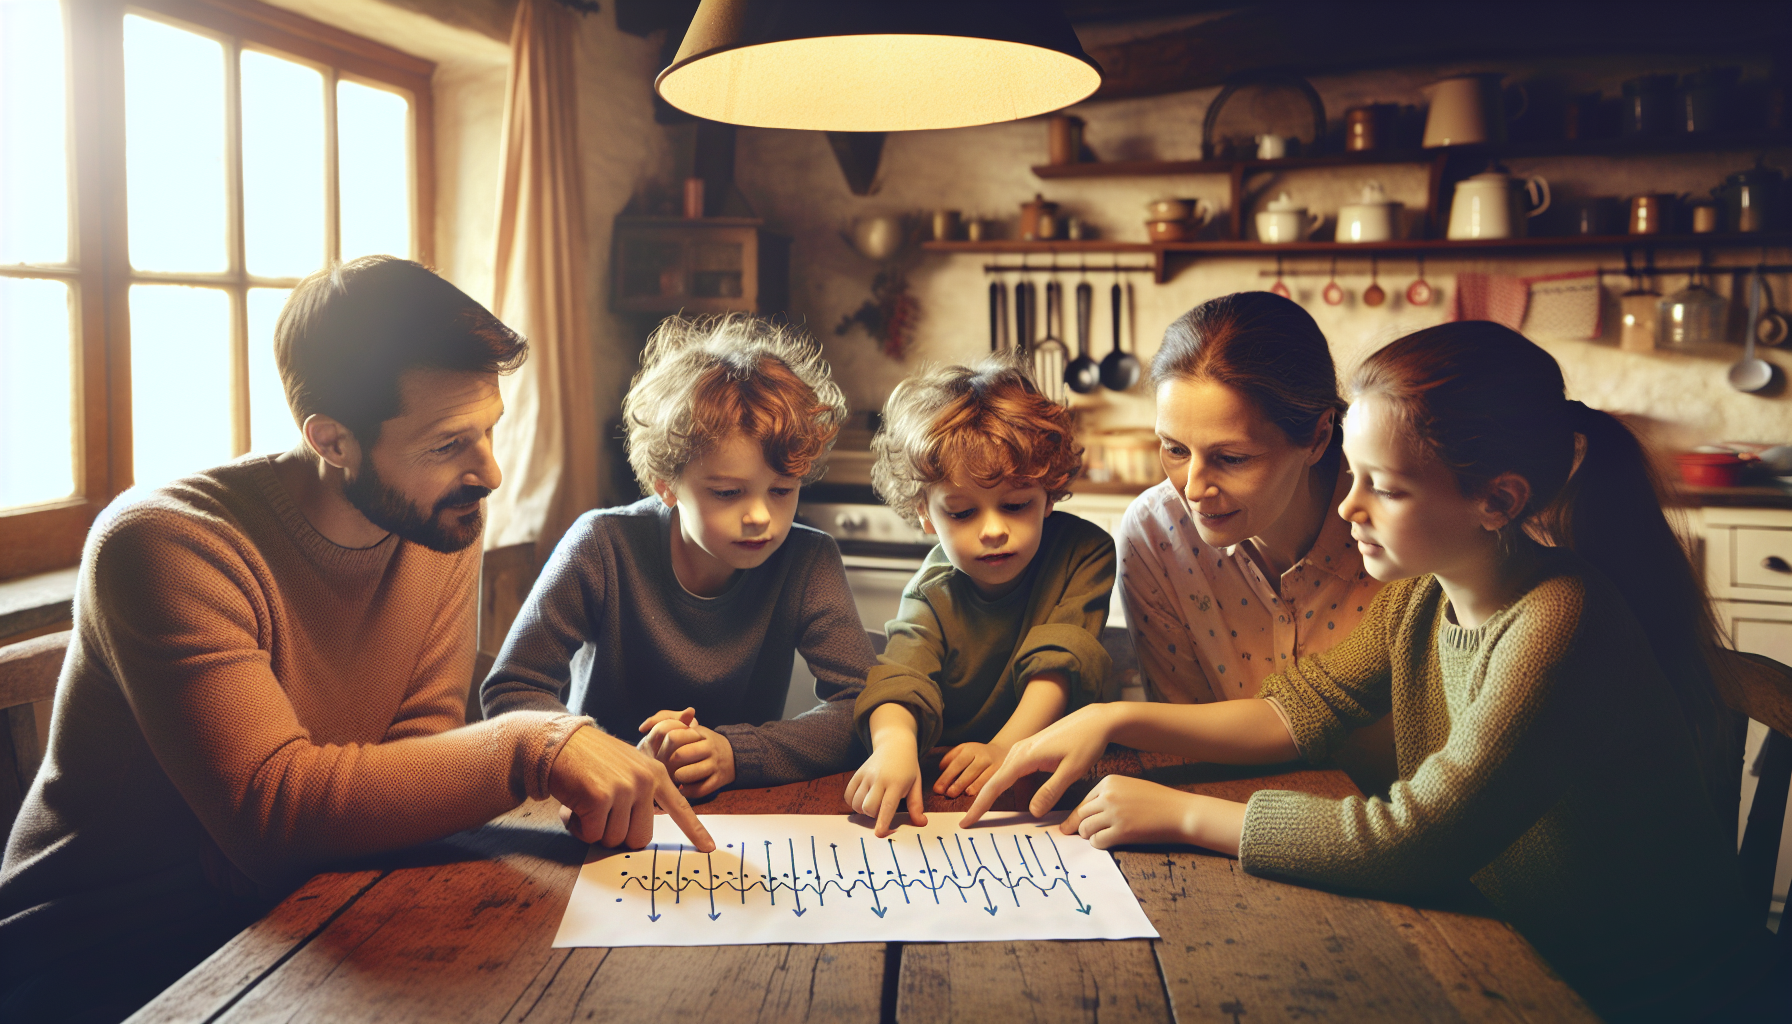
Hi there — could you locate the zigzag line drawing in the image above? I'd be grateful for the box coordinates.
[614,829,1093,921]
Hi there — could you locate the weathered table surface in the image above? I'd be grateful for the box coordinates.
[127,750,1595,1024]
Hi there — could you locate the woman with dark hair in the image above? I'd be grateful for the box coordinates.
[966,321,1783,1022]
[1113,292,1391,782]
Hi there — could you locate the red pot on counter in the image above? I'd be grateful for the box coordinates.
[1674,451,1748,487]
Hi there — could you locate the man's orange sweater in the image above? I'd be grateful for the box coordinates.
[0,456,587,974]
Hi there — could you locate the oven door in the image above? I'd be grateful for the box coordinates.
[781,551,926,720]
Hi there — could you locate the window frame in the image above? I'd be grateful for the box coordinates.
[0,0,435,580]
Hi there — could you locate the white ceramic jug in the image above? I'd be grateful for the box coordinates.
[1256,192,1321,244]
[1447,171,1550,239]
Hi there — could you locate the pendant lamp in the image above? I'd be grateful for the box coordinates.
[655,1,1103,132]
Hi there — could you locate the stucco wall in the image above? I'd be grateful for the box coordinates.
[733,52,1792,453]
[271,0,674,506]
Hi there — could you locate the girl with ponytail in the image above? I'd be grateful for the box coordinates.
[966,322,1782,1022]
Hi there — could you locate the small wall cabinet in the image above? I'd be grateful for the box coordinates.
[612,217,789,316]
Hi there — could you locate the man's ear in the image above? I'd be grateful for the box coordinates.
[302,414,361,474]
[652,477,677,507]
[1478,471,1533,531]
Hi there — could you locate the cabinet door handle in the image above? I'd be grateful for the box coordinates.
[1764,556,1792,573]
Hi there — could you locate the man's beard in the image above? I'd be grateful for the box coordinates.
[343,458,490,554]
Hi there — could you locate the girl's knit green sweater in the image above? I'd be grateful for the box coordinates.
[1247,550,1767,1021]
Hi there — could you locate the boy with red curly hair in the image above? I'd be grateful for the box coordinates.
[482,316,877,800]
[847,359,1116,835]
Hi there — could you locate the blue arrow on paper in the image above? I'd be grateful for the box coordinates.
[809,837,824,908]
[887,839,912,905]
[706,852,720,920]
[648,844,661,922]
[978,879,998,916]
[861,837,887,918]
[991,838,1021,907]
[916,836,940,904]
[830,842,844,878]
[789,839,805,916]
[938,837,968,903]
[673,845,684,905]
[765,841,775,906]
[1042,832,1092,914]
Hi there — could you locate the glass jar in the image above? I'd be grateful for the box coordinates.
[1656,277,1727,348]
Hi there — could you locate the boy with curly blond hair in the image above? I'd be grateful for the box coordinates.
[846,359,1116,835]
[482,316,878,797]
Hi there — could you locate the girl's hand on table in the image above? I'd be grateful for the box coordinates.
[1063,775,1197,848]
[935,740,1008,798]
[959,702,1120,827]
[845,740,927,837]
[1066,777,1247,855]
[638,708,734,798]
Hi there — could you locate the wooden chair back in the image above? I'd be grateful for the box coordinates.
[0,630,69,835]
[1716,649,1792,949]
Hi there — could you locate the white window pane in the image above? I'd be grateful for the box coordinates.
[0,0,69,264]
[129,284,231,488]
[247,287,298,453]
[124,15,226,273]
[242,51,324,279]
[0,277,74,508]
[337,80,410,261]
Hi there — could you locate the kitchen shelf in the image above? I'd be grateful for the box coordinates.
[922,234,1792,283]
[1030,133,1792,181]
[1017,133,1792,272]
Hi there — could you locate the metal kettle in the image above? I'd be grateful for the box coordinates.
[1715,160,1784,233]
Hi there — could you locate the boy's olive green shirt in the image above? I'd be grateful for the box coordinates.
[1246,550,1765,1022]
[854,511,1115,751]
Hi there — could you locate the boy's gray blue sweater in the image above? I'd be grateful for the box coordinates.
[481,498,876,787]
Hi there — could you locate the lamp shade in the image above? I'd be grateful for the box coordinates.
[655,1,1102,132]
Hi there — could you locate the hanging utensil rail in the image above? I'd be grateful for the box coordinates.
[983,263,1155,275]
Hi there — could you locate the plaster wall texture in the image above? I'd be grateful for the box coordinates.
[265,0,676,507]
[733,52,1792,453]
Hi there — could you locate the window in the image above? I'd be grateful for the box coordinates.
[0,0,435,579]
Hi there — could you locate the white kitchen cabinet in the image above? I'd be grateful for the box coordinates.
[1698,505,1792,923]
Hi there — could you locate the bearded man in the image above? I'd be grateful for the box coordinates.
[0,257,710,1024]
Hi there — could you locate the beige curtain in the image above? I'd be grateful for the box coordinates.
[485,0,598,555]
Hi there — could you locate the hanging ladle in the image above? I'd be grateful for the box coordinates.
[1270,256,1291,298]
[1066,277,1101,393]
[1100,268,1142,391]
[1729,266,1773,393]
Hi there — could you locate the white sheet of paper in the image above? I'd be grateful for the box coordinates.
[553,812,1160,947]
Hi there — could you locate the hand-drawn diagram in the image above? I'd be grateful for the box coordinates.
[554,813,1160,947]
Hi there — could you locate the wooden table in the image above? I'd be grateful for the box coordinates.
[128,752,1595,1023]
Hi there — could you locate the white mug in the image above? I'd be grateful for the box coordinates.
[1256,208,1320,243]
[1255,134,1288,160]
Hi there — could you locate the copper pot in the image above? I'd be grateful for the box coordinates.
[1628,194,1679,235]
[1344,104,1398,152]
[1020,194,1060,241]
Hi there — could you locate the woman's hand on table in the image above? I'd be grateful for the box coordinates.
[549,723,715,852]
[959,702,1123,827]
[639,708,736,799]
[934,740,1008,798]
